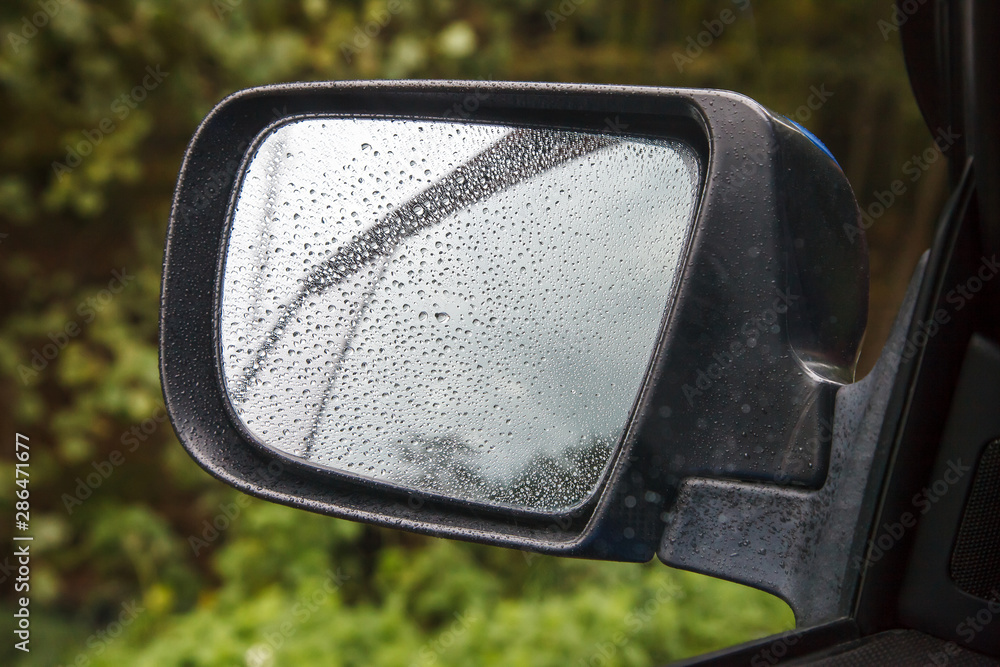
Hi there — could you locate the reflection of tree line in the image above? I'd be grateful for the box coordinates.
[397,433,616,510]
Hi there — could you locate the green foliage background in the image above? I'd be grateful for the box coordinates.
[0,1,940,665]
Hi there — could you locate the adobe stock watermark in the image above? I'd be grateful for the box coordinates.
[844,126,960,245]
[188,460,285,555]
[681,288,800,407]
[750,629,805,667]
[545,0,590,31]
[61,404,169,514]
[244,567,351,667]
[575,580,684,667]
[408,610,478,667]
[774,415,834,484]
[55,599,145,667]
[853,458,970,572]
[0,554,16,587]
[598,115,630,136]
[402,489,585,567]
[785,85,834,125]
[726,84,835,190]
[890,254,1000,364]
[339,0,413,63]
[672,0,752,73]
[212,0,243,20]
[923,589,1000,666]
[877,0,929,41]
[956,590,1000,645]
[5,0,71,55]
[190,105,287,214]
[17,268,135,384]
[51,66,169,180]
[521,504,592,565]
[442,91,492,121]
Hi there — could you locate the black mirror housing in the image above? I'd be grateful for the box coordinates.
[160,81,866,564]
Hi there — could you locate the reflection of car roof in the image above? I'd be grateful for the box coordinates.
[230,126,616,401]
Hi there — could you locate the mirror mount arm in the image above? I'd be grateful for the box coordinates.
[660,255,926,626]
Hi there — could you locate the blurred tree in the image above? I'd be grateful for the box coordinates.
[0,1,938,665]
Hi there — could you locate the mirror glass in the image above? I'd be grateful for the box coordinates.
[219,117,701,512]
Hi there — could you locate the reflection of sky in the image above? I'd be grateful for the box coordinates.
[220,118,700,511]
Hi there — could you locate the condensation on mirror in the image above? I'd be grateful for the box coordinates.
[219,117,701,513]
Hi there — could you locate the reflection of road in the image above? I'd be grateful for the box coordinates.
[231,127,619,404]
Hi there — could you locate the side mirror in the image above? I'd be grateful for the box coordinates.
[161,81,866,616]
